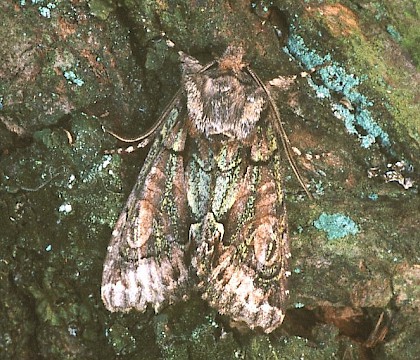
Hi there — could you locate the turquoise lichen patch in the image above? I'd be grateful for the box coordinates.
[286,33,392,150]
[386,24,402,42]
[314,213,359,240]
[20,0,58,19]
[63,70,85,86]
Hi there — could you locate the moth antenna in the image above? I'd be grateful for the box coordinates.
[104,57,217,155]
[247,67,313,199]
[104,128,148,144]
[200,60,217,72]
[104,88,183,147]
[105,56,217,147]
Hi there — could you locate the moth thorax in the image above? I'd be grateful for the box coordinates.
[186,76,266,140]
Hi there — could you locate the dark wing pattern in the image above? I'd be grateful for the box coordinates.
[190,123,290,333]
[101,105,191,313]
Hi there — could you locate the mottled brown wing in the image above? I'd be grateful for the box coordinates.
[190,123,290,333]
[101,107,191,313]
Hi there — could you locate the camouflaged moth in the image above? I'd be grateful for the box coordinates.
[101,45,309,333]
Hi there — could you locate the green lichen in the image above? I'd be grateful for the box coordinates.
[88,0,117,20]
[105,322,138,356]
[242,331,340,360]
[386,1,420,68]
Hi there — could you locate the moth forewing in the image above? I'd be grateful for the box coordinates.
[101,105,191,313]
[101,45,304,333]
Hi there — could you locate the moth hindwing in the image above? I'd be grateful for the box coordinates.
[101,45,294,333]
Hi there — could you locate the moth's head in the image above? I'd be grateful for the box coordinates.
[218,45,247,73]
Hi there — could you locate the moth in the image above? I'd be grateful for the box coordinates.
[101,45,310,333]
